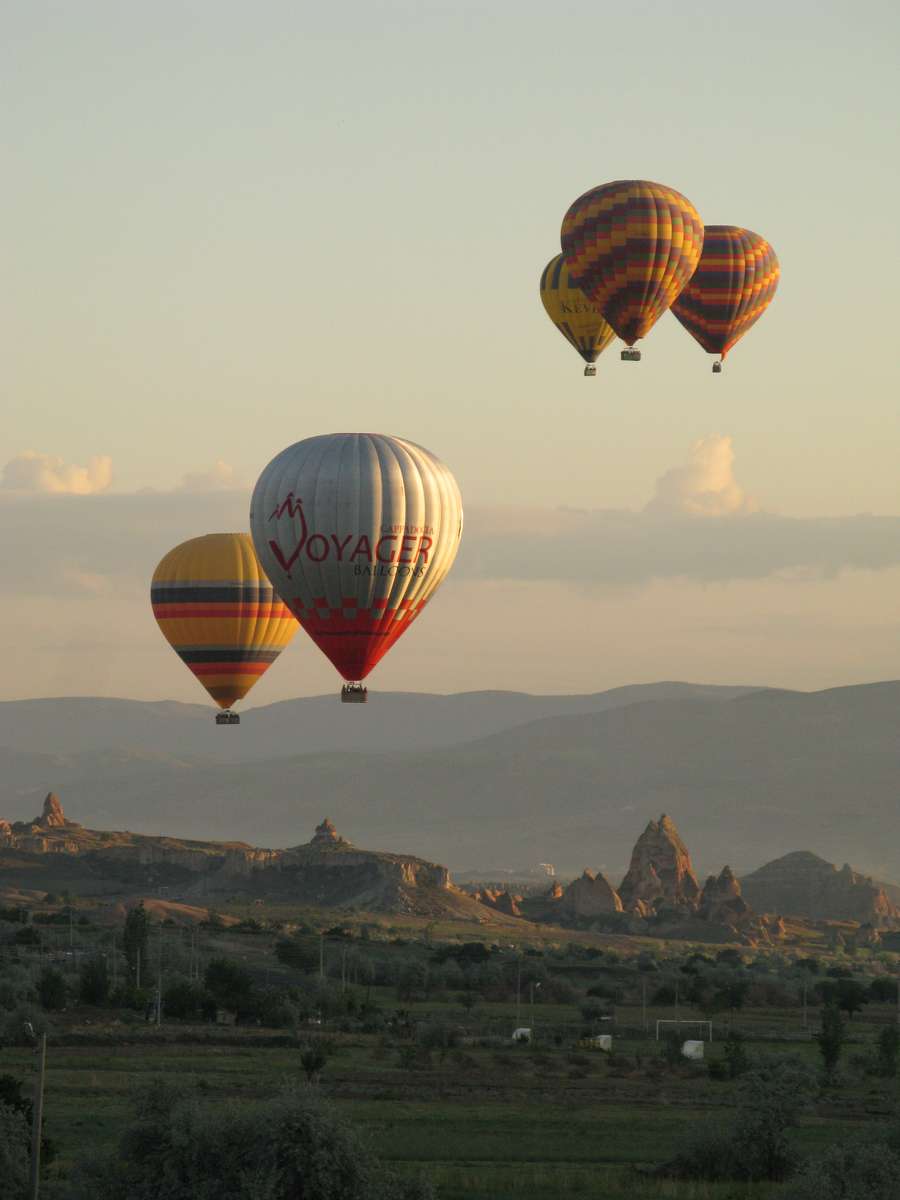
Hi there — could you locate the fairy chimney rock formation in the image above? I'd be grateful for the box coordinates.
[618,814,700,914]
[698,865,753,924]
[561,869,624,917]
[39,793,68,828]
[312,818,343,845]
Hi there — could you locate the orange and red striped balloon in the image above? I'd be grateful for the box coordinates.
[671,225,779,362]
[561,179,704,346]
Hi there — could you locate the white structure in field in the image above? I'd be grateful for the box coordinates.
[682,1040,705,1060]
[592,1034,612,1051]
[511,1027,532,1043]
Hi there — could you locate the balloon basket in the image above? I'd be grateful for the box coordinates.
[621,348,641,362]
[712,361,722,374]
[216,711,240,726]
[583,364,597,377]
[341,684,368,704]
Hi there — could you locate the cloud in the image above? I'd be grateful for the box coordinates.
[1,438,900,602]
[644,435,758,517]
[177,460,243,492]
[1,451,113,495]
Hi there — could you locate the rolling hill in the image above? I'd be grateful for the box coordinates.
[2,681,900,883]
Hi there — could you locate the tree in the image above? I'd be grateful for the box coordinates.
[660,1059,817,1182]
[203,957,254,1014]
[64,1080,433,1200]
[274,935,319,974]
[723,1030,750,1079]
[876,1026,900,1079]
[79,954,110,1006]
[37,966,67,1011]
[834,979,868,1020]
[122,904,149,983]
[868,978,898,1004]
[817,1004,846,1083]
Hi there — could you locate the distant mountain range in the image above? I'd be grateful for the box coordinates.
[2,680,900,883]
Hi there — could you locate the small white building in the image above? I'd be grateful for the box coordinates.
[511,1027,532,1043]
[682,1039,704,1060]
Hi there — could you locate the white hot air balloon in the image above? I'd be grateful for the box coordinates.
[250,433,463,702]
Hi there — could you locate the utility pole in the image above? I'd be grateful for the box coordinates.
[28,1031,46,1200]
[156,923,163,1027]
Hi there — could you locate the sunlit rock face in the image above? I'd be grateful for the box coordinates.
[618,814,700,914]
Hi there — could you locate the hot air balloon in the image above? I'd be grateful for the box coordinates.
[560,179,704,361]
[250,434,463,704]
[540,254,617,376]
[671,226,779,372]
[151,533,298,724]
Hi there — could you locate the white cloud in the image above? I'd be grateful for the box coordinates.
[177,460,243,492]
[1,451,112,495]
[644,435,758,517]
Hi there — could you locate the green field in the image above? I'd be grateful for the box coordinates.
[2,902,899,1197]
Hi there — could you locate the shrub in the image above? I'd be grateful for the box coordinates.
[875,1026,900,1079]
[79,955,110,1006]
[63,1080,433,1199]
[783,1141,900,1199]
[0,1102,29,1200]
[37,967,66,1012]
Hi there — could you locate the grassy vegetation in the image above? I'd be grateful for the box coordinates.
[2,898,900,1198]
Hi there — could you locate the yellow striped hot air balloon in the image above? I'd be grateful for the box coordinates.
[539,254,616,376]
[151,533,298,724]
[561,179,704,359]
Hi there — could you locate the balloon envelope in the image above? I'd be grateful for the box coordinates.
[539,254,616,365]
[250,433,463,683]
[151,533,298,709]
[670,225,779,360]
[560,179,704,345]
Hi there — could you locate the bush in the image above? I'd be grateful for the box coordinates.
[79,955,110,1006]
[0,1102,29,1200]
[0,966,35,1013]
[783,1141,900,1199]
[64,1080,433,1200]
[875,1026,900,1079]
[660,1059,816,1182]
[37,967,66,1012]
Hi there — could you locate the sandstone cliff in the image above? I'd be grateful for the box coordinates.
[0,798,505,921]
[618,814,701,914]
[559,869,624,918]
[740,851,900,927]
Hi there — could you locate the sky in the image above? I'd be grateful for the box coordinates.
[2,0,900,703]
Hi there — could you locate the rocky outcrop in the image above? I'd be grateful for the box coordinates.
[474,889,522,917]
[618,814,700,914]
[311,818,343,845]
[741,851,900,928]
[697,866,753,925]
[560,869,624,918]
[39,793,67,828]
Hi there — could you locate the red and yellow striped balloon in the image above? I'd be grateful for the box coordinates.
[671,225,779,361]
[151,533,298,709]
[561,180,704,346]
